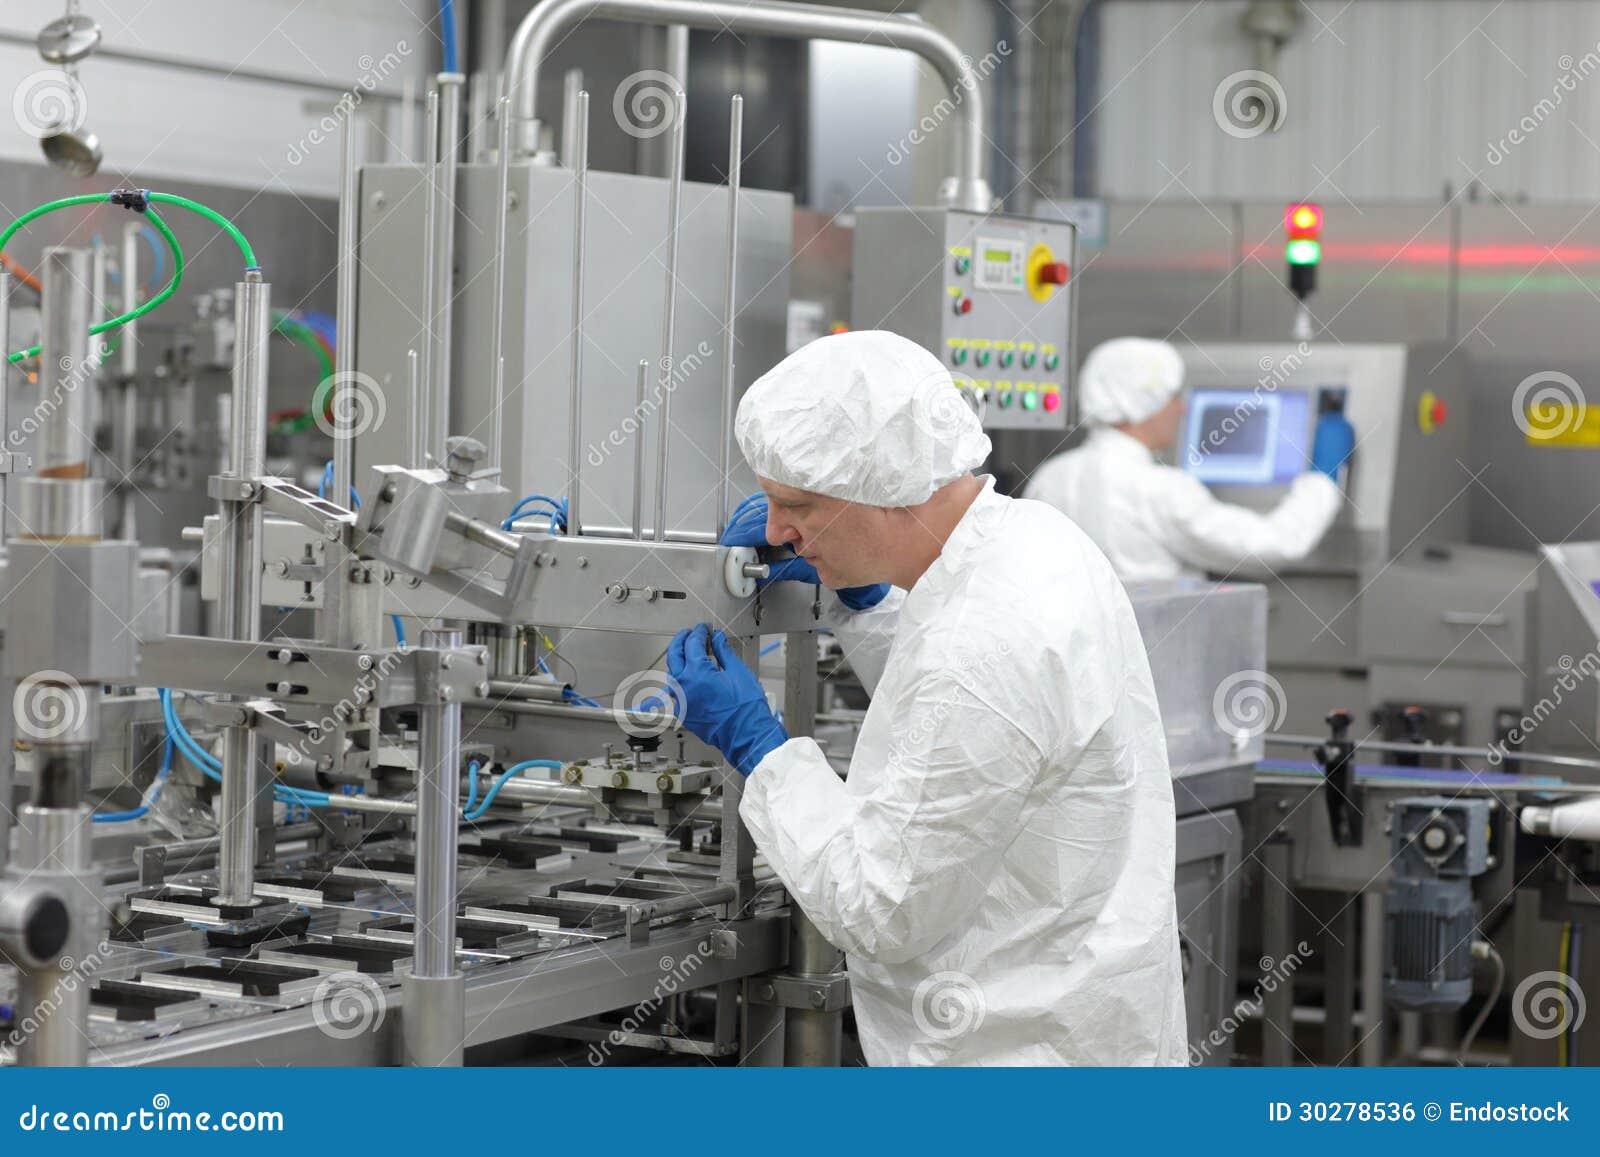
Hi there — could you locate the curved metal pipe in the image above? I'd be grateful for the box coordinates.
[504,0,991,210]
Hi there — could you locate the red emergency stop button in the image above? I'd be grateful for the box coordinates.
[1037,262,1070,285]
[1432,399,1447,426]
[1042,391,1061,413]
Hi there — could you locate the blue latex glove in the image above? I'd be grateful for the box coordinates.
[666,623,788,777]
[720,492,889,610]
[1310,412,1355,480]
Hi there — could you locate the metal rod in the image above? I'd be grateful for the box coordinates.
[566,90,590,536]
[215,271,271,908]
[332,108,360,507]
[36,247,94,478]
[116,224,139,540]
[0,269,11,540]
[560,68,583,167]
[119,222,138,378]
[1264,733,1600,774]
[652,85,685,543]
[432,73,465,465]
[418,86,441,465]
[414,627,463,981]
[716,94,742,537]
[489,93,513,473]
[406,349,422,468]
[504,0,992,210]
[632,360,648,539]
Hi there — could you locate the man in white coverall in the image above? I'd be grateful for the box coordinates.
[665,330,1187,1066]
[1023,337,1353,581]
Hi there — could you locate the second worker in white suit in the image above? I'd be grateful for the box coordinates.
[1024,338,1353,582]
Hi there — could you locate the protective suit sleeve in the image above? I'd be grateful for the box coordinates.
[822,586,904,697]
[1152,470,1340,574]
[741,672,1044,965]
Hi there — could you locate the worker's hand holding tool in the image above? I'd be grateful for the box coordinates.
[1310,411,1356,481]
[666,623,788,777]
[721,493,889,610]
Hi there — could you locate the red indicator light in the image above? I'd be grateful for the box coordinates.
[1042,392,1061,413]
[1286,204,1322,237]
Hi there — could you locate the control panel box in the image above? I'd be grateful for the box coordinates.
[851,207,1076,430]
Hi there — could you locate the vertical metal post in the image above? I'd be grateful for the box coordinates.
[406,349,423,468]
[716,95,742,537]
[559,68,583,168]
[1260,837,1295,1065]
[1324,893,1357,1064]
[631,360,647,539]
[116,224,139,538]
[36,248,94,480]
[15,803,96,1066]
[777,629,844,1065]
[418,86,441,464]
[652,86,685,543]
[0,271,9,863]
[403,626,465,1067]
[215,272,271,908]
[565,91,589,536]
[332,110,359,507]
[431,73,465,464]
[1360,887,1386,1066]
[488,93,513,475]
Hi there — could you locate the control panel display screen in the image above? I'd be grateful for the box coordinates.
[1183,388,1313,486]
[974,236,1026,291]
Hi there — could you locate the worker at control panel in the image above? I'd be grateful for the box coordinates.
[1022,337,1354,582]
[665,330,1187,1066]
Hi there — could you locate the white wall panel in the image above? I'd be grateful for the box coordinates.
[1097,0,1600,203]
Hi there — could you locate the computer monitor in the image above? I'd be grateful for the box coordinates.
[1182,387,1314,487]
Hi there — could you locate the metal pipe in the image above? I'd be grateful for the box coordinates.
[1264,733,1600,774]
[652,85,685,543]
[414,628,463,981]
[1360,888,1386,1066]
[559,68,583,168]
[716,94,742,537]
[431,74,465,465]
[565,90,589,535]
[418,87,441,464]
[36,247,94,479]
[488,94,513,474]
[406,349,422,468]
[466,695,674,731]
[443,510,520,556]
[119,223,138,379]
[631,360,647,539]
[15,804,94,1066]
[117,227,138,537]
[215,272,271,908]
[486,676,566,702]
[503,0,992,210]
[332,109,360,507]
[467,71,489,161]
[0,269,11,541]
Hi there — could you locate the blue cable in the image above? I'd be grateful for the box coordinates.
[438,0,459,73]
[502,494,567,532]
[317,459,360,509]
[391,615,407,647]
[160,690,331,810]
[464,759,563,821]
[464,760,479,815]
[561,686,602,709]
[92,733,175,823]
[760,640,781,656]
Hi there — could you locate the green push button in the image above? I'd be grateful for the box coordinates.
[975,349,991,367]
[1021,390,1039,411]
[996,390,1013,408]
[951,347,967,365]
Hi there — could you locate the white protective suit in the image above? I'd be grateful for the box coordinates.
[741,476,1188,1065]
[1023,426,1341,582]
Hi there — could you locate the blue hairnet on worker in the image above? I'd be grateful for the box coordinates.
[1024,337,1351,581]
[667,329,1188,1065]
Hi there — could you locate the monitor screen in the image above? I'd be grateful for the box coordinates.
[1183,388,1313,486]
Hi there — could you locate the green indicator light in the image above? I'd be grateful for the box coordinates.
[1021,390,1039,411]
[1286,239,1321,266]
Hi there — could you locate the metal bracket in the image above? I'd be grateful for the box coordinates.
[206,474,258,503]
[256,476,358,542]
[744,972,852,1013]
[0,450,30,475]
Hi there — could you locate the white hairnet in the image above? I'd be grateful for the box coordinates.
[1079,338,1185,426]
[735,330,991,507]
